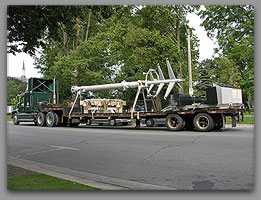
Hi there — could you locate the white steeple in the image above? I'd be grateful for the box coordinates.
[21,60,27,82]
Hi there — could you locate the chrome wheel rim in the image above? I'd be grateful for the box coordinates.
[168,117,178,128]
[196,116,209,129]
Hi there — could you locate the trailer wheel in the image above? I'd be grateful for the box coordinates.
[145,118,154,127]
[166,114,184,131]
[13,114,19,125]
[193,113,214,132]
[109,119,116,126]
[86,119,92,125]
[36,112,46,127]
[46,111,57,127]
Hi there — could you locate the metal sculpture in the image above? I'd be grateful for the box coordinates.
[69,58,184,118]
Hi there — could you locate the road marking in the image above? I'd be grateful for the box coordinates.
[50,145,80,150]
[16,145,79,158]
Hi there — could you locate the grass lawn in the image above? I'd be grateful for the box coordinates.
[226,115,254,124]
[8,173,100,191]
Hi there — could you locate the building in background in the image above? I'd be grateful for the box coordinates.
[20,60,27,82]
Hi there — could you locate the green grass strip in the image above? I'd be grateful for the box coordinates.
[8,173,100,191]
[226,116,254,124]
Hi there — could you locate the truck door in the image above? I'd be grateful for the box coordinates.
[18,95,25,113]
[24,93,31,112]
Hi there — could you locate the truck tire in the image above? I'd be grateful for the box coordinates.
[193,113,214,132]
[165,114,184,131]
[36,112,46,127]
[145,118,154,127]
[13,114,19,125]
[109,119,116,126]
[54,113,60,127]
[46,111,57,127]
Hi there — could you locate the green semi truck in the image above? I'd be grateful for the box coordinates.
[12,77,245,132]
[12,78,61,126]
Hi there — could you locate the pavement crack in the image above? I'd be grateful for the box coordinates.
[142,144,173,162]
[191,136,200,145]
[72,133,119,145]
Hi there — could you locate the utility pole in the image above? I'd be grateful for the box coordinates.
[173,12,193,96]
[187,29,193,96]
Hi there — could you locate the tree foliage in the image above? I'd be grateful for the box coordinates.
[7,77,27,105]
[194,59,214,98]
[8,5,201,106]
[7,5,119,56]
[30,5,200,104]
[199,5,254,102]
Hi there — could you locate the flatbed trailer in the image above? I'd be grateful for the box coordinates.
[30,102,244,132]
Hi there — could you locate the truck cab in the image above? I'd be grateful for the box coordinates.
[12,78,58,125]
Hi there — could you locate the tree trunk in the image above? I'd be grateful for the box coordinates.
[63,30,68,56]
[85,9,91,41]
[248,94,252,108]
[155,95,162,111]
[230,67,235,85]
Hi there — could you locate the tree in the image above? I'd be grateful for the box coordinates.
[42,33,113,104]
[199,5,254,105]
[7,5,119,56]
[104,5,200,107]
[7,77,27,105]
[9,5,200,106]
[194,59,214,98]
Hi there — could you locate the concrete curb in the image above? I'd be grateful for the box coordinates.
[8,156,176,190]
[225,124,254,128]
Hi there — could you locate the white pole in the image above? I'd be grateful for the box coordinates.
[187,30,193,97]
[53,78,56,104]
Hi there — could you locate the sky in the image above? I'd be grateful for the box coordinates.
[7,12,218,79]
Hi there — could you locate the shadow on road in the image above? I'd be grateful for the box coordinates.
[10,122,241,133]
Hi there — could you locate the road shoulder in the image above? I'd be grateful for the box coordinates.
[8,156,175,190]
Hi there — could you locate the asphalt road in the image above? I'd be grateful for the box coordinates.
[7,122,254,190]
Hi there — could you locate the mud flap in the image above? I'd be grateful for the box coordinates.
[221,114,226,130]
[231,116,237,127]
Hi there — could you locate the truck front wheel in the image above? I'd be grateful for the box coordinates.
[193,113,214,132]
[13,114,19,125]
[166,114,184,131]
[46,112,57,127]
[36,112,46,127]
